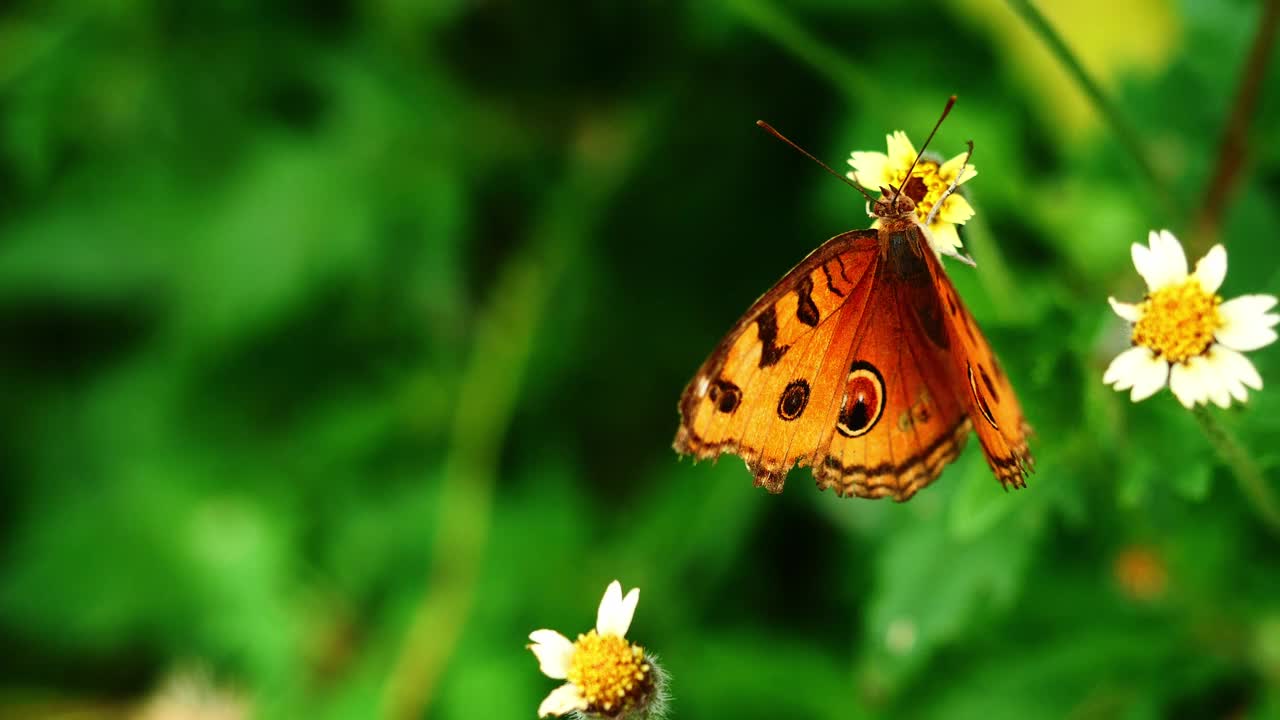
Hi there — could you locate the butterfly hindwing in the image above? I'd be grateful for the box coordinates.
[921,243,1034,488]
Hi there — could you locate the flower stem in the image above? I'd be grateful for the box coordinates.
[1194,407,1280,534]
[1003,0,1177,219]
[379,110,653,720]
[724,0,888,118]
[961,209,1022,322]
[1188,0,1280,255]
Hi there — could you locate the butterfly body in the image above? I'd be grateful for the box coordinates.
[673,190,1033,501]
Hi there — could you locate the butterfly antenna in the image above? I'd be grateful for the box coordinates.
[892,95,957,203]
[756,120,877,203]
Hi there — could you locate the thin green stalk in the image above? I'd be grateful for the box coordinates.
[379,110,654,720]
[726,0,883,113]
[1004,0,1178,220]
[961,209,1021,322]
[1194,407,1280,535]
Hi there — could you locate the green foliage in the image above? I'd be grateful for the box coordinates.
[2,1,1279,718]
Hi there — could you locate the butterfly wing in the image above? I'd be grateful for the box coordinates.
[811,240,973,500]
[920,243,1035,488]
[675,229,972,501]
[674,229,879,490]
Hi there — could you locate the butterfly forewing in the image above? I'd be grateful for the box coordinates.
[674,230,878,489]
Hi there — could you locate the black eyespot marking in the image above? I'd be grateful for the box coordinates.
[980,364,1000,403]
[837,361,886,438]
[777,379,810,421]
[756,306,790,368]
[967,363,998,429]
[845,400,870,431]
[709,378,742,414]
[796,276,820,327]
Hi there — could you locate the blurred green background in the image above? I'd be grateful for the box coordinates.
[3,0,1280,718]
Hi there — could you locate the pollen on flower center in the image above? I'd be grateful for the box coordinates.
[566,630,652,714]
[1132,278,1222,363]
[888,159,950,222]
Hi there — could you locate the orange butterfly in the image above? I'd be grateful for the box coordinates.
[673,97,1033,501]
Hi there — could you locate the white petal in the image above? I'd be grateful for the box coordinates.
[1131,243,1159,290]
[596,581,623,633]
[1219,295,1280,325]
[939,152,977,185]
[1212,345,1263,391]
[1218,325,1279,352]
[1193,244,1227,294]
[1133,230,1187,291]
[528,629,575,679]
[1209,382,1232,408]
[1195,355,1233,408]
[538,683,588,717]
[926,223,963,257]
[937,194,975,225]
[886,131,916,163]
[847,151,889,190]
[1103,346,1171,402]
[1222,371,1250,402]
[1172,356,1218,407]
[1151,229,1189,287]
[596,581,639,637]
[618,588,640,635]
[1103,346,1150,387]
[1108,297,1142,322]
[1167,362,1197,408]
[1198,345,1249,404]
[1216,294,1280,351]
[1129,354,1170,402]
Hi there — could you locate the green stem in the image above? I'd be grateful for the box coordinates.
[1003,0,1178,219]
[378,110,653,720]
[961,208,1021,322]
[725,0,886,116]
[1194,407,1280,534]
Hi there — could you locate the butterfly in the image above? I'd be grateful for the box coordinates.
[673,97,1033,501]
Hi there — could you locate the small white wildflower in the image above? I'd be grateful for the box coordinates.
[848,130,977,259]
[528,580,665,719]
[1103,229,1278,408]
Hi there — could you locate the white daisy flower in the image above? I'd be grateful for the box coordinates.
[528,580,663,719]
[1103,230,1279,408]
[847,130,977,259]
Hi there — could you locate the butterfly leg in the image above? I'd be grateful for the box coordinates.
[924,140,974,228]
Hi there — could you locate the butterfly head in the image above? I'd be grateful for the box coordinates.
[871,187,916,219]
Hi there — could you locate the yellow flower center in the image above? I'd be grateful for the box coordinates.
[887,159,951,224]
[567,631,651,714]
[1132,278,1222,363]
